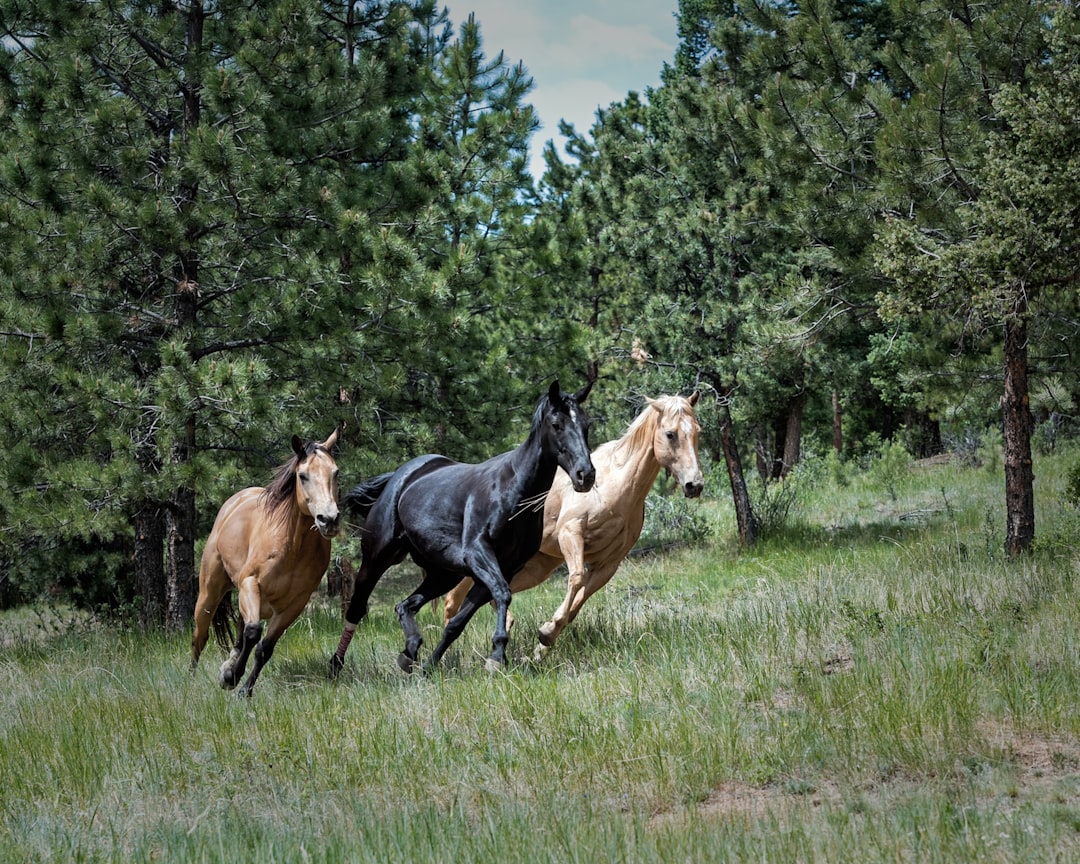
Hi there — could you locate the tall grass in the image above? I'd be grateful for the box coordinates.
[2,447,1080,862]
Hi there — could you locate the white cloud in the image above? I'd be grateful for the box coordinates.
[444,1,678,177]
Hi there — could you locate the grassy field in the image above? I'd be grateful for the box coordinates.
[2,445,1079,862]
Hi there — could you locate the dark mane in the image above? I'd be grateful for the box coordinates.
[260,442,320,524]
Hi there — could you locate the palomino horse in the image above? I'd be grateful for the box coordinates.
[443,392,703,651]
[191,429,341,697]
[330,381,595,675]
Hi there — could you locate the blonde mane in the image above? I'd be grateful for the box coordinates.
[607,395,692,466]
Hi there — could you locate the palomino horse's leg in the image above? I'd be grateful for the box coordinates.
[539,558,621,648]
[538,527,589,648]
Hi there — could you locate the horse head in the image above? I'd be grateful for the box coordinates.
[291,428,341,538]
[544,380,596,493]
[649,391,704,498]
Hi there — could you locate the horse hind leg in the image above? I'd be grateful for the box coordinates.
[330,559,395,678]
[191,555,231,673]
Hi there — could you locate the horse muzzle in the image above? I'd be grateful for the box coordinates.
[570,464,596,493]
[315,511,341,538]
[682,478,704,499]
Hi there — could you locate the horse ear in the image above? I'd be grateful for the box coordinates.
[322,426,340,451]
[689,390,700,407]
[548,379,562,404]
[574,377,594,404]
[291,435,305,458]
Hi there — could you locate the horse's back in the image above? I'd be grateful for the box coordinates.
[206,487,263,545]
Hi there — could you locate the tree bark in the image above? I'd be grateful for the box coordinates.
[832,390,843,453]
[162,0,204,631]
[1002,311,1035,556]
[166,483,197,631]
[133,502,166,631]
[718,394,756,546]
[781,392,804,478]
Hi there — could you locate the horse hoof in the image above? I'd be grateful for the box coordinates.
[397,652,418,674]
[329,655,344,679]
[537,624,557,647]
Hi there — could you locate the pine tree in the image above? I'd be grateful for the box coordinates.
[0,0,436,624]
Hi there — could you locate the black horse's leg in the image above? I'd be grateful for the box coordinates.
[422,579,494,672]
[459,550,514,670]
[395,571,457,673]
[221,621,262,690]
[330,548,403,676]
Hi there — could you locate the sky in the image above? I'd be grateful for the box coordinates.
[443,0,681,179]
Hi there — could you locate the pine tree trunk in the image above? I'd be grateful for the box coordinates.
[718,397,756,546]
[133,502,166,631]
[163,4,204,631]
[832,390,843,453]
[1003,313,1035,556]
[781,393,804,478]
[166,484,196,632]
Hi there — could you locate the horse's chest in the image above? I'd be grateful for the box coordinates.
[258,538,330,597]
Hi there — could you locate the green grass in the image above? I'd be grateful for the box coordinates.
[2,447,1080,862]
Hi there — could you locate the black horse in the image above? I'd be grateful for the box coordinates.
[331,380,596,674]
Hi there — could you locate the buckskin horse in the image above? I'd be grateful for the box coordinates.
[443,392,704,653]
[331,381,595,675]
[191,429,341,696]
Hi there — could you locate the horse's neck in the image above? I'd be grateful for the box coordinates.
[604,423,663,504]
[510,432,559,498]
[280,501,316,547]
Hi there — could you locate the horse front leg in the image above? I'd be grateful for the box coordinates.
[222,577,262,690]
[221,621,261,690]
[237,609,297,698]
[539,527,588,648]
[453,549,513,671]
[395,570,455,673]
[423,579,494,672]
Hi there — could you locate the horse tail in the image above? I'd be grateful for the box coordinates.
[211,593,238,652]
[342,472,394,519]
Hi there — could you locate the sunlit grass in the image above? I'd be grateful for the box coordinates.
[2,446,1080,861]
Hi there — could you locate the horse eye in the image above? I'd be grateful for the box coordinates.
[299,472,309,483]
